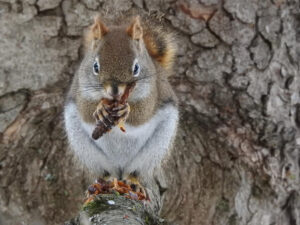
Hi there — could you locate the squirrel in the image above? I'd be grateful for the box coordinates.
[64,14,179,203]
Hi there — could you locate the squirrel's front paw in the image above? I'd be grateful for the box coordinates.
[112,102,130,120]
[93,101,130,129]
[93,101,114,130]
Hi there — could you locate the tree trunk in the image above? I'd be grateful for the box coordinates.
[1,0,300,225]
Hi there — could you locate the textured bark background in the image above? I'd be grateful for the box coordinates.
[1,0,300,225]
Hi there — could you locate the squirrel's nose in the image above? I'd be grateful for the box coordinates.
[105,84,125,98]
[111,85,119,96]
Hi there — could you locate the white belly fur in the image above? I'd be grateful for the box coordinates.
[65,101,178,173]
[81,114,159,168]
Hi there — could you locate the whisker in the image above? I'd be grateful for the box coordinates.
[76,88,103,92]
[73,87,104,92]
[134,74,155,82]
[72,72,166,90]
[74,90,103,95]
[72,82,103,87]
[72,83,105,90]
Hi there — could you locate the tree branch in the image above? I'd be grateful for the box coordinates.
[64,194,170,225]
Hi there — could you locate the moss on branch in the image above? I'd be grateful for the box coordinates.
[65,194,170,225]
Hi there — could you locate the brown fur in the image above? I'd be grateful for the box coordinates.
[126,81,158,126]
[97,28,136,83]
[72,15,177,126]
[85,15,177,72]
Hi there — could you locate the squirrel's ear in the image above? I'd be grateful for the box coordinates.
[91,15,108,40]
[127,16,143,40]
[84,16,108,49]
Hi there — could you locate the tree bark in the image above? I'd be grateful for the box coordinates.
[1,0,300,225]
[64,194,168,225]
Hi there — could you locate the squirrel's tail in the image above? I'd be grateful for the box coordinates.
[142,18,177,73]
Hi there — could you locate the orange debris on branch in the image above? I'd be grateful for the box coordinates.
[84,178,148,205]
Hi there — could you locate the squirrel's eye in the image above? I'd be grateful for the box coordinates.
[132,60,140,77]
[93,58,100,75]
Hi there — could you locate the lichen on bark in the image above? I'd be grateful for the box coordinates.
[65,194,169,225]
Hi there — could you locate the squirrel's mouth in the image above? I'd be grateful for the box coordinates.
[117,82,136,102]
[104,82,136,101]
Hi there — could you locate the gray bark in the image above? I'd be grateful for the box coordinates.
[64,194,168,225]
[1,0,300,225]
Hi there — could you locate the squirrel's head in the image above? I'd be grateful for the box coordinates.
[79,16,162,102]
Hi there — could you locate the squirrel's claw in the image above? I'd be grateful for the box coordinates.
[111,103,130,118]
[122,175,147,199]
[94,103,114,129]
